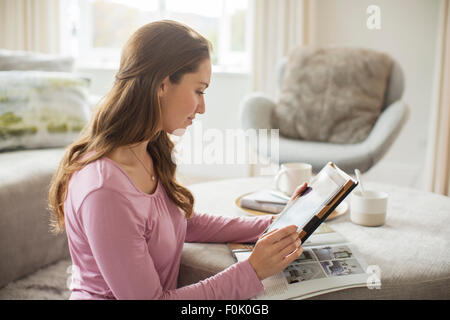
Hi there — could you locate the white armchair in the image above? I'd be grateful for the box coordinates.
[240,56,409,173]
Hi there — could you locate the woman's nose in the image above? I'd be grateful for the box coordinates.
[197,99,206,114]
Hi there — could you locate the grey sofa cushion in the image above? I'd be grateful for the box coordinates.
[0,49,74,72]
[272,47,393,144]
[0,148,69,289]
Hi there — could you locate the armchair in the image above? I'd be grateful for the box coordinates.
[240,54,409,174]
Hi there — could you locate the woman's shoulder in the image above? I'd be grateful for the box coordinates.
[69,158,102,191]
[67,155,135,212]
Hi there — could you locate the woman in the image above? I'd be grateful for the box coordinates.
[48,20,305,300]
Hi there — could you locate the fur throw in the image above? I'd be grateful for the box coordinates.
[271,47,393,144]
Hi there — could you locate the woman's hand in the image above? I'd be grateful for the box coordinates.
[248,225,303,280]
[271,182,309,223]
[286,182,308,207]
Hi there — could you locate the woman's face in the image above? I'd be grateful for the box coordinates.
[159,59,211,134]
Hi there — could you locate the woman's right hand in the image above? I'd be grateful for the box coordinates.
[248,225,303,280]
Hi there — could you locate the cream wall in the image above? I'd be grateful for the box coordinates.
[308,0,441,187]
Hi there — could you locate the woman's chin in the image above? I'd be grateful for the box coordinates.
[170,127,187,136]
[167,119,192,136]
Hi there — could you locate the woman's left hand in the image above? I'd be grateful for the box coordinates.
[287,182,308,206]
[271,182,308,223]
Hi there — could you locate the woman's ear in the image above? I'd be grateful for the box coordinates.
[158,76,170,98]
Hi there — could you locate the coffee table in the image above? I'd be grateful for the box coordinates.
[179,176,450,299]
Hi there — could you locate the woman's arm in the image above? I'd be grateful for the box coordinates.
[185,212,272,243]
[80,188,263,299]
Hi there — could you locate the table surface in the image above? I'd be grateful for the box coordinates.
[186,176,450,298]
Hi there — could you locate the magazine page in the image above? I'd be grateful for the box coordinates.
[230,225,369,300]
[241,189,289,205]
[257,243,369,300]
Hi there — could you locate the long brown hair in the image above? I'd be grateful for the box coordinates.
[48,20,212,234]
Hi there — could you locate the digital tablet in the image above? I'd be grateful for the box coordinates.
[266,162,358,243]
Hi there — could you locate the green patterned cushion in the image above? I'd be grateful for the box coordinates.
[0,71,90,151]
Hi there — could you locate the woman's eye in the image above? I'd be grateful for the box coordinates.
[196,91,205,95]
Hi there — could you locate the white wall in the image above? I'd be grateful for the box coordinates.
[176,71,253,181]
[309,0,441,188]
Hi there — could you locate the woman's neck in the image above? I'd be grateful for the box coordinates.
[106,141,151,169]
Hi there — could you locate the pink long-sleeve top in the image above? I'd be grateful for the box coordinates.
[64,156,272,300]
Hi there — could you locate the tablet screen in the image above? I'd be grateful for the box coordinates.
[267,166,344,233]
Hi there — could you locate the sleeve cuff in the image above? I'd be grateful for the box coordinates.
[238,259,265,298]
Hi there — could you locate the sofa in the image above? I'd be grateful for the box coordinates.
[0,147,69,289]
[0,50,95,291]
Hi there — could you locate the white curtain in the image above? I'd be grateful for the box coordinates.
[248,0,309,176]
[251,0,309,98]
[0,0,62,54]
[425,0,450,196]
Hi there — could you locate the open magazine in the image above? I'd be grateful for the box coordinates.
[229,223,370,300]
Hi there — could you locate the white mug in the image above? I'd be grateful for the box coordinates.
[350,190,388,227]
[274,162,312,196]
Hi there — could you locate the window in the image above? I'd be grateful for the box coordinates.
[63,0,251,72]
